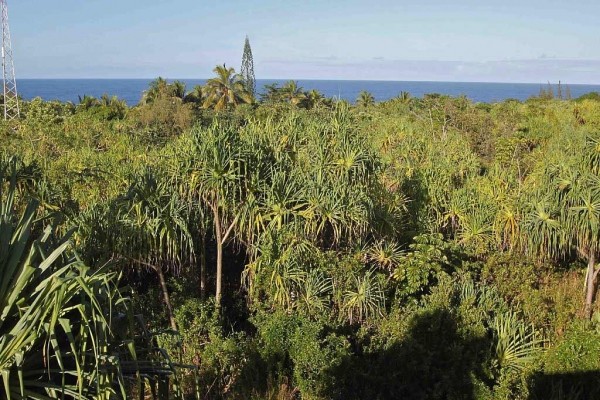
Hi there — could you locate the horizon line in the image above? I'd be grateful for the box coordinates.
[15,78,600,86]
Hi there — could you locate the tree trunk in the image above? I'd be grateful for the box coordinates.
[124,256,178,330]
[584,252,597,319]
[214,205,223,308]
[199,234,207,299]
[210,196,238,309]
[216,239,223,307]
[155,265,178,331]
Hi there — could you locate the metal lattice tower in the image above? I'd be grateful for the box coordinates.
[1,0,18,120]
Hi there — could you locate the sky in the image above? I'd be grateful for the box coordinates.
[9,0,600,83]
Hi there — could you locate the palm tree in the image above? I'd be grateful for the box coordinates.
[260,83,282,103]
[97,94,127,119]
[492,311,542,374]
[356,91,375,107]
[184,85,204,104]
[171,80,187,100]
[398,91,411,102]
[306,89,325,109]
[140,77,169,105]
[77,94,100,110]
[202,64,253,111]
[140,77,186,105]
[281,81,307,107]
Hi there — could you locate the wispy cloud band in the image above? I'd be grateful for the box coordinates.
[259,58,600,84]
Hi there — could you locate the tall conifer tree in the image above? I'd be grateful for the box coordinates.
[241,36,256,98]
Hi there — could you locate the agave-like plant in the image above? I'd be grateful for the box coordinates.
[342,269,385,324]
[456,206,495,256]
[245,229,315,310]
[492,311,543,375]
[0,162,126,399]
[298,269,333,316]
[367,240,404,271]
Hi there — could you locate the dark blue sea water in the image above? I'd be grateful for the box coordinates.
[16,79,600,106]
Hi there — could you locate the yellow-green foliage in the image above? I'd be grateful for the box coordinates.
[3,94,600,399]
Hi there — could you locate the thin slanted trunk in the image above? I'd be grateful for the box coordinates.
[125,256,177,330]
[584,252,597,319]
[155,265,178,331]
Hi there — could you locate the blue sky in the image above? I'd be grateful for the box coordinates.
[10,0,600,83]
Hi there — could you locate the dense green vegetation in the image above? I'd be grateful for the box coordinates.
[1,71,600,399]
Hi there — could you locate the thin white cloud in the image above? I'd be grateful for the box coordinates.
[258,58,600,84]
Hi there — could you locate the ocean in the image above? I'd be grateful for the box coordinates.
[15,79,600,106]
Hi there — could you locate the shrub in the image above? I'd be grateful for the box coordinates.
[543,321,600,374]
[530,321,600,399]
[128,97,196,144]
[252,311,349,399]
[289,320,349,398]
[159,298,260,399]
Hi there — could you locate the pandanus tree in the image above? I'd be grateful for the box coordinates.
[202,64,253,111]
[453,195,495,256]
[556,167,600,318]
[522,133,600,318]
[238,108,394,316]
[113,170,195,329]
[72,169,195,330]
[299,114,385,247]
[343,269,385,324]
[241,168,309,305]
[245,228,315,311]
[181,117,306,307]
[183,122,248,307]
